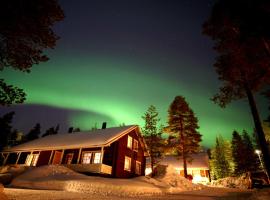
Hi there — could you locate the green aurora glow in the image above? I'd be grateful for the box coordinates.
[1,54,268,147]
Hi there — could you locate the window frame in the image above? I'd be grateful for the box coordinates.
[93,152,101,164]
[81,152,92,164]
[124,156,132,171]
[127,135,133,149]
[135,160,141,175]
[65,153,74,164]
[25,154,39,166]
[133,139,139,152]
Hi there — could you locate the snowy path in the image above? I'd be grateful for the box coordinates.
[4,187,263,200]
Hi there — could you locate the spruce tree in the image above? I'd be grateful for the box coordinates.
[232,130,246,175]
[42,124,60,137]
[26,123,41,141]
[210,136,232,179]
[203,0,270,178]
[242,130,258,172]
[165,96,202,178]
[142,105,163,176]
[0,112,15,150]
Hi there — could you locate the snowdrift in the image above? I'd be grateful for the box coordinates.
[211,175,250,189]
[152,165,204,192]
[11,165,203,196]
[0,165,28,185]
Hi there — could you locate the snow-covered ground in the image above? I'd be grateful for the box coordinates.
[3,165,269,200]
[9,165,204,196]
[4,187,269,200]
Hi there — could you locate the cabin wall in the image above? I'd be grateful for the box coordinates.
[113,130,146,178]
[36,151,52,166]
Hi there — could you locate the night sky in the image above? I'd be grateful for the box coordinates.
[0,0,268,147]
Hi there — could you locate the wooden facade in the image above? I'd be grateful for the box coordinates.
[1,125,147,178]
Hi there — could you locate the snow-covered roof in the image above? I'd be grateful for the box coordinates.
[4,125,140,152]
[160,153,209,169]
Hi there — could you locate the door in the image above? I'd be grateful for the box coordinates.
[52,151,62,164]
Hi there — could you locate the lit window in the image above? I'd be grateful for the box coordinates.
[192,170,200,177]
[32,154,39,166]
[135,161,141,175]
[25,154,32,166]
[25,154,39,166]
[124,156,131,171]
[133,139,138,152]
[200,170,206,177]
[93,152,101,163]
[82,152,92,164]
[127,135,133,149]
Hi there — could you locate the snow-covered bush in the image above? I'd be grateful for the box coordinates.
[211,174,250,189]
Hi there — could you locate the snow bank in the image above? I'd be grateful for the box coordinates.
[154,165,204,193]
[11,165,87,190]
[211,175,250,189]
[0,183,8,200]
[11,165,203,196]
[0,165,28,176]
[0,165,28,185]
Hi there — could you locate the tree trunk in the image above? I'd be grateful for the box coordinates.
[183,151,188,178]
[262,37,270,57]
[244,84,270,182]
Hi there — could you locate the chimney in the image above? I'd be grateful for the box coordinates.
[102,122,107,129]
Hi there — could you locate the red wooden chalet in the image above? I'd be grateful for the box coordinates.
[1,125,148,178]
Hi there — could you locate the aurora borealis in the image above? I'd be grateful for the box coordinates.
[0,0,268,147]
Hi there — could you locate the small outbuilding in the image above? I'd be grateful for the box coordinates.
[153,152,210,184]
[1,125,148,178]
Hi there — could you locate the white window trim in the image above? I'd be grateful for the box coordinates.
[133,139,139,152]
[135,160,141,175]
[81,151,102,164]
[25,154,39,166]
[93,152,101,164]
[81,151,92,164]
[127,135,133,149]
[124,156,132,171]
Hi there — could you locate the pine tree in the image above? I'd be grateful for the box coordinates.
[68,127,74,133]
[232,131,246,175]
[232,130,259,175]
[242,130,258,172]
[142,105,163,176]
[165,96,202,178]
[42,124,59,137]
[26,123,41,141]
[0,112,15,150]
[0,0,64,106]
[210,136,232,179]
[203,0,270,179]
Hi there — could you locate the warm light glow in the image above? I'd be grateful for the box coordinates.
[25,154,39,166]
[192,175,203,183]
[255,149,261,154]
[124,156,131,171]
[145,167,152,176]
[192,175,209,184]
